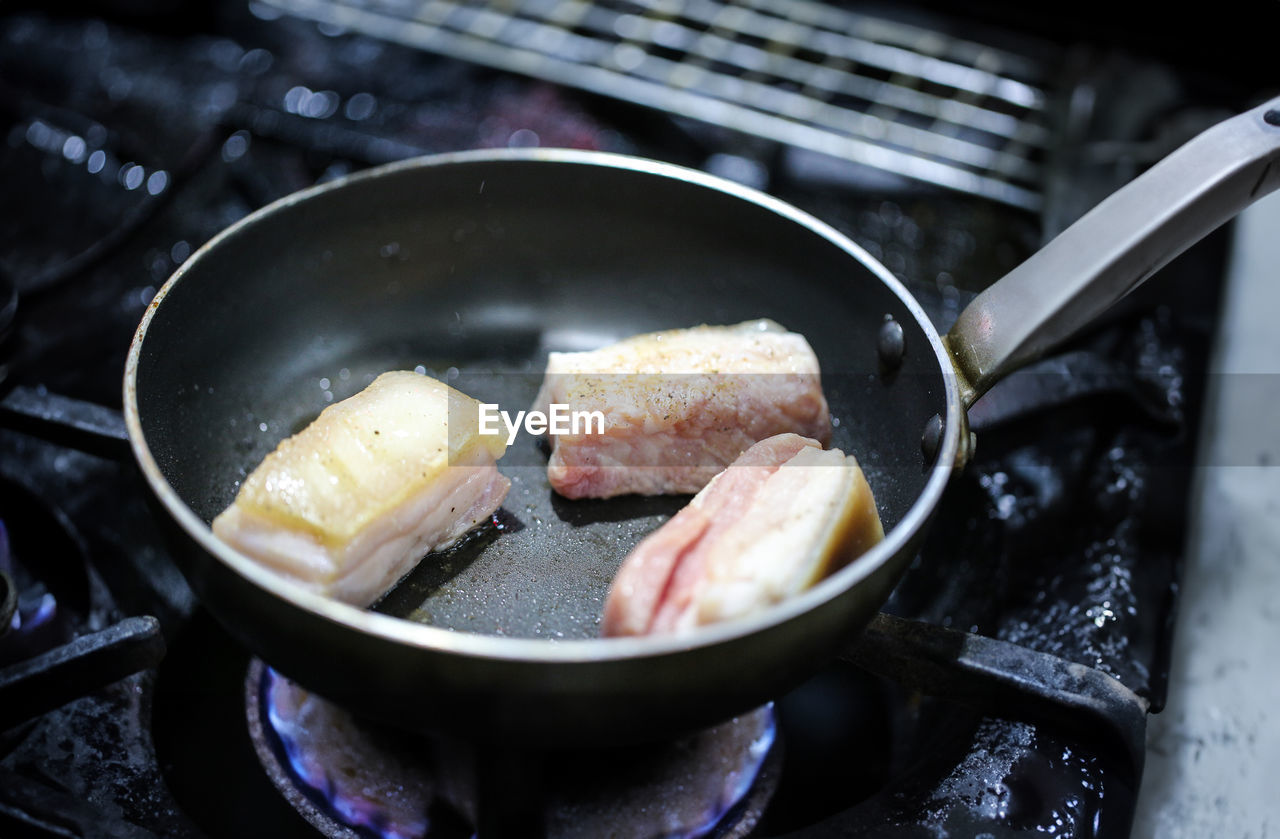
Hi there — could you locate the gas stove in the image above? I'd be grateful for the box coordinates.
[0,3,1267,837]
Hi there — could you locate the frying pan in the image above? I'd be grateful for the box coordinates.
[125,96,1280,747]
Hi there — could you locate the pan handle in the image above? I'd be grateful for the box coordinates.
[946,95,1280,410]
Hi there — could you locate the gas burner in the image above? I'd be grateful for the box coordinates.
[245,660,780,839]
[0,475,92,671]
[0,475,164,738]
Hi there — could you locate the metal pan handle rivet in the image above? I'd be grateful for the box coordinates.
[921,413,943,462]
[922,413,976,468]
[877,315,905,372]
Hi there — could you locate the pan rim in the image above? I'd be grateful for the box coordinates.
[122,147,964,664]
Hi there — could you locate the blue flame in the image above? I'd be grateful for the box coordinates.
[0,519,59,636]
[263,667,434,839]
[687,706,777,839]
[261,665,776,839]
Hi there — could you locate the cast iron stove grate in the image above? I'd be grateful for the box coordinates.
[256,0,1055,210]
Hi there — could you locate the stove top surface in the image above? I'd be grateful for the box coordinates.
[0,3,1265,837]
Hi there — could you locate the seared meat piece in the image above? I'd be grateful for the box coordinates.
[533,319,830,499]
[212,371,509,606]
[603,434,882,636]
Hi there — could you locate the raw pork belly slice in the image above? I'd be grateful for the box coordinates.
[533,319,830,499]
[602,433,883,636]
[212,371,510,606]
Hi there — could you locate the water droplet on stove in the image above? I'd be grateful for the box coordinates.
[248,2,283,21]
[221,130,250,163]
[25,120,51,150]
[145,170,168,195]
[206,38,243,70]
[307,90,340,119]
[344,92,376,121]
[508,127,539,148]
[61,135,86,163]
[283,85,309,114]
[238,47,273,74]
[120,163,145,191]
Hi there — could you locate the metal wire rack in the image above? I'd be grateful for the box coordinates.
[258,0,1056,210]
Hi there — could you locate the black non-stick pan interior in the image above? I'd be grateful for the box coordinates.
[134,154,947,640]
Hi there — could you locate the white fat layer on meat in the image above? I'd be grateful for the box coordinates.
[685,446,866,628]
[211,371,509,607]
